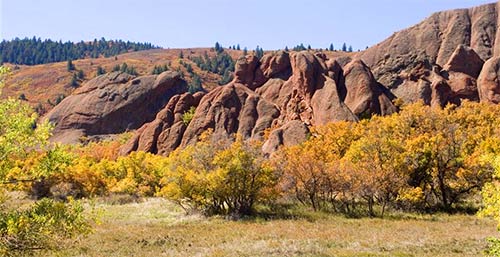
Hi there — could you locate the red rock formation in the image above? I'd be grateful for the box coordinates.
[179,83,280,148]
[55,1,500,154]
[478,56,500,103]
[120,92,204,155]
[443,45,484,78]
[342,59,397,116]
[356,2,496,106]
[45,71,187,143]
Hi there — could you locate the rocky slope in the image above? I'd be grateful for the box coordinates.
[121,51,397,155]
[44,1,500,154]
[44,71,187,143]
[357,1,499,106]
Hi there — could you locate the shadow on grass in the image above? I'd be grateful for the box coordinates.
[238,202,481,223]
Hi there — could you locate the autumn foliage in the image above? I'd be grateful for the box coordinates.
[278,102,500,216]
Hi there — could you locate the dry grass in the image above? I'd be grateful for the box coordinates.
[42,198,497,257]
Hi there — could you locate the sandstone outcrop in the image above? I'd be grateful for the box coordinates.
[478,56,500,103]
[45,71,187,143]
[120,92,205,155]
[355,2,498,106]
[52,1,500,154]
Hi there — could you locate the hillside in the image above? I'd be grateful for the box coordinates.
[5,2,500,152]
[0,37,157,65]
[2,47,352,116]
[2,48,241,114]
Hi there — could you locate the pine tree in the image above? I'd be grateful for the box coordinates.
[348,45,353,52]
[77,70,84,80]
[67,59,75,71]
[215,42,223,53]
[342,43,347,52]
[120,63,128,73]
[96,66,106,76]
[329,43,334,51]
[70,73,79,87]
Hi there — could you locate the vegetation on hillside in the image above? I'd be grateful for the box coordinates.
[2,61,500,254]
[189,43,235,85]
[0,37,158,65]
[0,66,92,256]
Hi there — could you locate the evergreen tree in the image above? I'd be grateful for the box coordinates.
[348,45,353,52]
[67,59,75,71]
[18,93,27,101]
[307,45,312,50]
[329,43,334,51]
[179,50,184,59]
[255,46,264,59]
[70,73,79,87]
[342,43,347,52]
[120,63,128,73]
[236,44,241,51]
[285,46,289,51]
[77,69,84,79]
[96,66,106,76]
[214,42,222,53]
[243,47,248,56]
[0,37,158,65]
[188,73,203,93]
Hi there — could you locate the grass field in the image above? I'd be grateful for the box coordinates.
[38,198,497,257]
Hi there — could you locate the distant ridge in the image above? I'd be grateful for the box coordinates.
[0,37,159,65]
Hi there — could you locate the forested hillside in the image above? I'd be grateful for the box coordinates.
[0,37,158,65]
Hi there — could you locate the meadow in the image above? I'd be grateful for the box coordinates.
[47,197,496,257]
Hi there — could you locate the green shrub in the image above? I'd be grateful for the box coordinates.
[181,107,196,125]
[0,198,92,256]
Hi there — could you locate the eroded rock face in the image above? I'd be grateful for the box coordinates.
[342,59,397,116]
[355,2,498,107]
[179,83,280,148]
[478,56,500,103]
[120,92,204,155]
[57,2,500,155]
[443,45,484,78]
[117,50,401,155]
[359,3,496,83]
[45,71,187,143]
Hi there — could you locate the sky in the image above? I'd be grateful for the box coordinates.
[0,0,496,50]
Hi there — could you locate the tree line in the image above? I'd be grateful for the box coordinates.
[189,43,235,86]
[0,37,158,65]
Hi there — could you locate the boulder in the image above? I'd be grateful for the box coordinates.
[262,120,309,154]
[260,51,292,80]
[478,56,500,103]
[443,45,484,78]
[233,55,265,90]
[342,59,397,116]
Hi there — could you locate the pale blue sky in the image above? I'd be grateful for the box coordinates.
[0,0,495,50]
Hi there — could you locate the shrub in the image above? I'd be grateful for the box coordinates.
[181,107,196,125]
[0,197,92,256]
[159,134,278,217]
